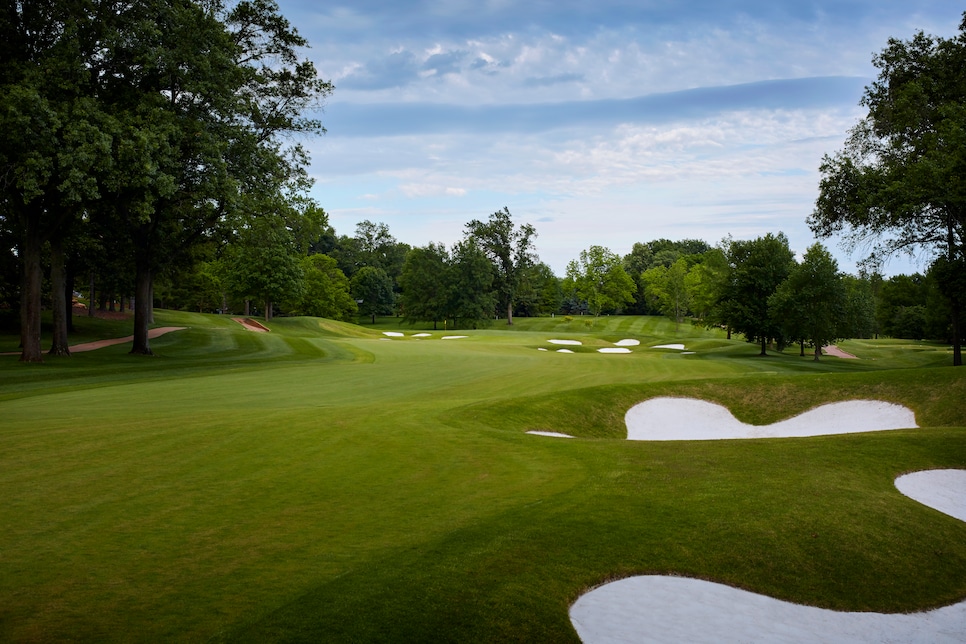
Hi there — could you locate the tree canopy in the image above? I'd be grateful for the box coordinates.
[565,246,636,317]
[465,207,536,325]
[1,0,331,359]
[809,14,966,365]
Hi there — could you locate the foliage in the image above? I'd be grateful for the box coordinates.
[227,217,304,320]
[351,266,395,324]
[720,233,796,355]
[809,15,966,364]
[685,247,730,321]
[399,243,450,328]
[769,244,848,360]
[465,207,537,324]
[292,254,357,322]
[565,246,636,316]
[448,239,497,328]
[641,258,691,324]
[0,0,333,358]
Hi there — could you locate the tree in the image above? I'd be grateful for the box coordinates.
[565,245,636,317]
[448,239,497,328]
[1,1,333,357]
[809,15,966,365]
[768,243,848,360]
[720,233,796,356]
[399,243,450,329]
[465,207,537,325]
[685,247,730,322]
[1,5,114,361]
[642,258,691,324]
[292,254,357,322]
[227,216,304,321]
[352,266,394,324]
[841,274,877,340]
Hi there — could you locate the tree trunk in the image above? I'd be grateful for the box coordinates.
[952,295,962,367]
[244,299,250,316]
[19,215,44,363]
[799,340,805,357]
[88,273,95,317]
[814,345,822,362]
[506,300,513,326]
[759,337,767,356]
[65,261,75,333]
[264,299,272,322]
[130,260,154,355]
[48,235,71,357]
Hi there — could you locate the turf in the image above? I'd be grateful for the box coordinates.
[0,312,963,641]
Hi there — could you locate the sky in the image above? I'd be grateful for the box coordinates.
[277,0,961,276]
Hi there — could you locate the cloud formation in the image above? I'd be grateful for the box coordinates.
[283,0,962,275]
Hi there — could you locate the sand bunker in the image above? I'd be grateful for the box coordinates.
[651,343,685,350]
[598,348,632,354]
[549,339,582,345]
[571,570,966,643]
[824,344,859,359]
[896,470,966,523]
[526,430,575,438]
[625,398,917,441]
[615,339,640,346]
[442,335,468,340]
[572,468,966,642]
[573,396,957,643]
[382,331,404,337]
[412,333,432,338]
[557,349,574,353]
[232,318,269,332]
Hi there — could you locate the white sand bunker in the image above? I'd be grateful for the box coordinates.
[571,573,966,643]
[615,339,640,346]
[557,349,574,353]
[441,335,468,340]
[896,469,966,523]
[626,397,917,441]
[599,348,632,354]
[549,339,582,345]
[382,331,404,337]
[573,469,966,642]
[526,430,574,438]
[651,343,685,350]
[412,333,432,338]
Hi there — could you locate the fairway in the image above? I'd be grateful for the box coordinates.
[1,312,965,642]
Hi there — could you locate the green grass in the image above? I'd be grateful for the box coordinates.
[1,312,964,641]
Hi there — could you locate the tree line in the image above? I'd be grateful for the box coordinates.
[1,0,331,360]
[2,7,963,365]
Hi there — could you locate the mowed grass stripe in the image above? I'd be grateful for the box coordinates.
[0,311,963,641]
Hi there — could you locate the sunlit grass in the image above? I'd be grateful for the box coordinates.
[0,312,963,641]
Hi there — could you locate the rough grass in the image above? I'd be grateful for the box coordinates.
[0,312,963,642]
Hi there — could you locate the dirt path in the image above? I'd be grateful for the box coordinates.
[1,326,187,356]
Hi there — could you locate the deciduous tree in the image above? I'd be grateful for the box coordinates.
[809,15,966,365]
[565,245,635,317]
[465,207,537,325]
[720,233,796,356]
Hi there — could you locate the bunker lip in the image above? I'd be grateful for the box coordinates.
[571,398,956,643]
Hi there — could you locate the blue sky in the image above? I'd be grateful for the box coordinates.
[278,0,960,275]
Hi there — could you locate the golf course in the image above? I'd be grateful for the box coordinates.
[1,311,964,641]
